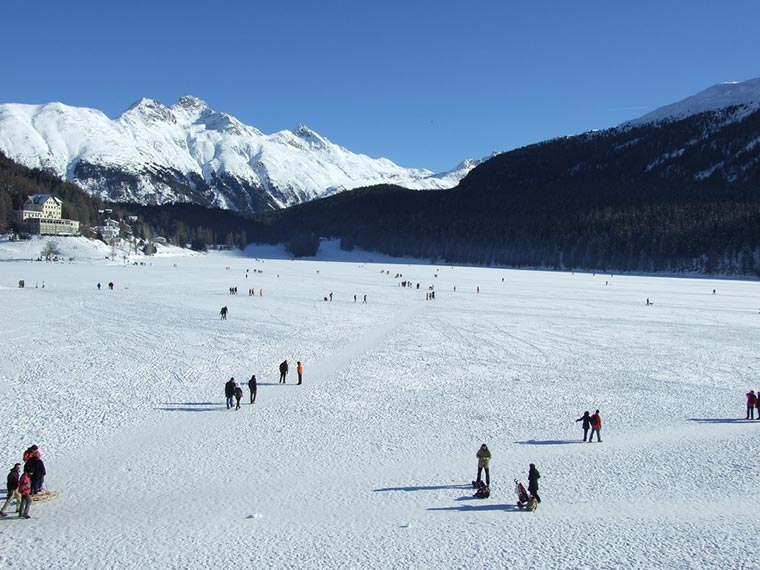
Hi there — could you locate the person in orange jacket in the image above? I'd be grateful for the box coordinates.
[17,469,32,519]
[588,410,602,442]
[746,390,757,419]
[297,361,303,385]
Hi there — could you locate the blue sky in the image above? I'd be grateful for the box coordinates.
[4,0,759,172]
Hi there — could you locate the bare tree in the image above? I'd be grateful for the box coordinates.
[41,240,61,261]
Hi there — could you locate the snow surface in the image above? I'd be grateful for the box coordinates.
[626,77,760,126]
[1,237,759,569]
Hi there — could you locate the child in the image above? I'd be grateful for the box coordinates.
[234,385,243,410]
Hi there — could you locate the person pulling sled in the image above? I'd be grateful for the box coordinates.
[514,479,537,512]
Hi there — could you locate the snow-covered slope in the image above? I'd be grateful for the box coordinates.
[0,97,483,213]
[627,77,760,126]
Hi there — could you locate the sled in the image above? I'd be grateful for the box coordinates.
[31,490,59,503]
[514,479,537,512]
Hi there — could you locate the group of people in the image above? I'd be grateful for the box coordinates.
[575,410,603,442]
[278,360,304,384]
[1,445,47,519]
[745,390,760,419]
[96,282,115,290]
[473,443,541,505]
[472,411,603,506]
[224,361,304,409]
[225,376,258,410]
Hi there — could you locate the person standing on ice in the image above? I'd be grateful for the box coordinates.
[746,390,757,419]
[248,375,257,404]
[0,463,21,517]
[575,411,591,442]
[475,443,491,487]
[279,360,289,384]
[220,306,228,320]
[588,410,602,442]
[17,469,32,519]
[297,361,303,385]
[234,385,243,410]
[528,464,541,503]
[225,377,236,409]
[23,445,45,495]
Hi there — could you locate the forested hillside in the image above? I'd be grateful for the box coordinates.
[0,151,103,233]
[259,107,760,275]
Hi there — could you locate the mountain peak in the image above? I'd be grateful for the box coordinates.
[294,123,317,137]
[627,77,760,126]
[176,96,210,111]
[120,98,174,123]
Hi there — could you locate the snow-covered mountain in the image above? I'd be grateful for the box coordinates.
[0,96,483,213]
[626,77,760,126]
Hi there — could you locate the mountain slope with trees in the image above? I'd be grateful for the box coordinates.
[260,106,760,275]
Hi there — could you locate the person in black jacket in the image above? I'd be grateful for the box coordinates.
[0,463,21,516]
[528,463,541,503]
[248,375,257,404]
[25,457,46,495]
[279,360,288,384]
[575,411,591,442]
[225,377,236,409]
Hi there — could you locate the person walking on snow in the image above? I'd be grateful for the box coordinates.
[0,463,22,516]
[476,443,491,487]
[248,375,257,404]
[225,377,236,409]
[576,411,591,442]
[220,306,228,320]
[234,385,243,410]
[528,464,541,503]
[17,469,32,519]
[588,410,602,442]
[279,360,289,384]
[297,361,303,385]
[747,390,758,419]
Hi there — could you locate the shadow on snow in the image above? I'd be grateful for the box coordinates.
[156,402,225,412]
[428,503,523,513]
[373,484,471,493]
[514,439,582,445]
[687,418,758,424]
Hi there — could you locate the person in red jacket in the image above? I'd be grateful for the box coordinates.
[746,391,757,419]
[17,470,32,519]
[588,410,602,442]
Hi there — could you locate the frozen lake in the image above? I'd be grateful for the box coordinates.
[1,237,759,569]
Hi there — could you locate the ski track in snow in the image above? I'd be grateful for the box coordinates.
[0,241,759,569]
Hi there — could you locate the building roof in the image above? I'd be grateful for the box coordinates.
[26,194,62,206]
